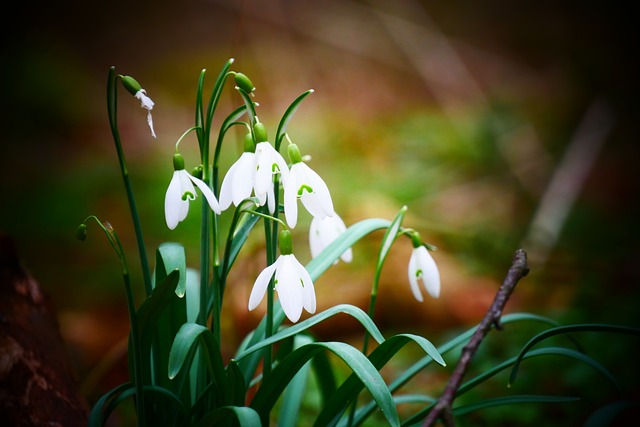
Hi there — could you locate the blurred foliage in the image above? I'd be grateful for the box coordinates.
[1,0,638,425]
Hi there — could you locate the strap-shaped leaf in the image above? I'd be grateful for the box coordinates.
[168,323,228,405]
[509,323,640,386]
[451,394,580,417]
[315,333,444,426]
[155,242,186,297]
[192,406,262,427]
[234,304,385,361]
[250,342,400,427]
[225,360,248,407]
[277,334,315,427]
[275,89,314,151]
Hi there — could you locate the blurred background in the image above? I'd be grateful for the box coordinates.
[1,0,638,425]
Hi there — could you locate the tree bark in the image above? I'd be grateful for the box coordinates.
[0,232,88,426]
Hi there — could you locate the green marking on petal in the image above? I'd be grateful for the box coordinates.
[297,184,314,196]
[182,191,195,201]
[416,269,423,278]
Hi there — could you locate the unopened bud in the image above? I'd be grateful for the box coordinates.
[253,122,268,143]
[234,72,255,94]
[120,75,142,96]
[76,224,88,241]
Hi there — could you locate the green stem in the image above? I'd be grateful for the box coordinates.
[107,67,152,296]
[123,269,146,427]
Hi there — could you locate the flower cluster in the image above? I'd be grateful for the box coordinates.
[124,72,440,324]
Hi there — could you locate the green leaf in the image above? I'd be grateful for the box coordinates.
[236,86,258,126]
[275,89,314,151]
[234,304,386,361]
[509,323,640,386]
[277,334,315,427]
[311,348,338,407]
[250,342,400,427]
[205,58,235,135]
[345,312,566,427]
[168,323,228,406]
[225,360,248,407]
[375,206,407,278]
[192,406,262,427]
[88,382,133,427]
[155,242,187,297]
[451,394,580,417]
[316,334,444,426]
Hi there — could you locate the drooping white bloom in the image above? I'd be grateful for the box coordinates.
[254,141,289,213]
[219,151,257,211]
[408,246,441,301]
[248,254,316,323]
[284,143,334,229]
[309,214,352,263]
[134,89,156,138]
[165,154,221,230]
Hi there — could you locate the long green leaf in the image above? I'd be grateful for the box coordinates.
[509,323,640,386]
[192,406,262,427]
[278,334,315,427]
[345,312,566,427]
[88,382,133,427]
[156,242,186,297]
[451,394,580,417]
[250,342,400,427]
[168,323,228,406]
[275,89,314,151]
[234,304,385,361]
[316,334,444,426]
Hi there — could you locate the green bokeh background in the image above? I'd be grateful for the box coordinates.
[1,1,638,425]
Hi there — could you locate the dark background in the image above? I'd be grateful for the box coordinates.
[1,1,638,425]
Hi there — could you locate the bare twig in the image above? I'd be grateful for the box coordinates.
[422,249,529,427]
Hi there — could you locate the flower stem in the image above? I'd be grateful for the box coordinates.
[107,67,152,297]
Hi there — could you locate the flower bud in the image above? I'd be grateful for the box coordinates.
[234,72,255,94]
[173,153,185,171]
[76,223,88,241]
[253,122,268,143]
[120,75,143,96]
[244,132,256,153]
[287,143,303,164]
[409,231,422,248]
[191,165,203,179]
[279,229,293,255]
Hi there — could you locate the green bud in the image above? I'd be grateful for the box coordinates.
[409,231,422,248]
[191,165,203,179]
[234,72,255,93]
[279,229,293,255]
[244,133,256,153]
[173,153,185,170]
[287,143,303,164]
[253,122,268,143]
[120,75,142,96]
[76,223,88,241]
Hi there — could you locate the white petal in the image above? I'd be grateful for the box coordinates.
[219,159,240,211]
[309,217,323,258]
[302,163,334,217]
[408,249,424,302]
[188,174,221,215]
[165,171,183,230]
[135,89,154,110]
[416,246,441,298]
[232,153,256,206]
[275,255,303,323]
[293,258,316,314]
[284,171,298,229]
[248,261,278,311]
[266,181,276,214]
[147,111,156,139]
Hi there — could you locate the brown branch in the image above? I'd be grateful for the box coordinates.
[422,249,530,427]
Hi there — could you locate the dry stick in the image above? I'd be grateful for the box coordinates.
[422,249,530,427]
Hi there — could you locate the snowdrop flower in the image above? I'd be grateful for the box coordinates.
[165,153,221,230]
[309,214,352,263]
[253,122,289,214]
[408,239,441,301]
[120,75,156,138]
[248,230,316,323]
[219,133,257,211]
[284,143,334,229]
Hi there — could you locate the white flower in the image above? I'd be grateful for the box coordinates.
[283,153,335,229]
[219,152,257,211]
[165,167,221,230]
[135,89,156,138]
[254,142,289,214]
[408,246,441,301]
[309,214,352,263]
[248,254,316,323]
